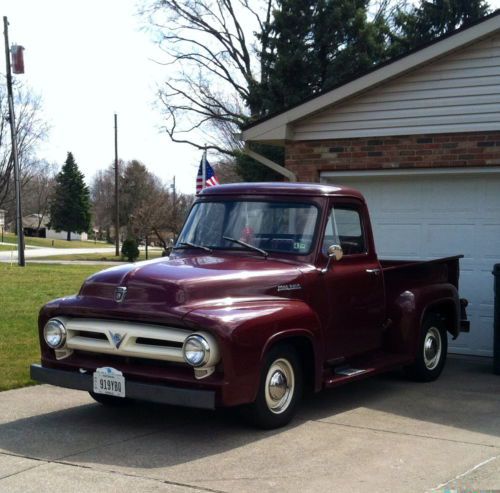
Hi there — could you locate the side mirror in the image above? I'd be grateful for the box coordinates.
[328,244,343,262]
[321,244,343,274]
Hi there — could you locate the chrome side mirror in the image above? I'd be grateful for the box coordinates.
[328,244,343,262]
[321,244,343,274]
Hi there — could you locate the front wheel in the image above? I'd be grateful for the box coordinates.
[242,345,303,429]
[405,314,448,382]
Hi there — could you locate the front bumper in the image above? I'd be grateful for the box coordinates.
[30,364,216,410]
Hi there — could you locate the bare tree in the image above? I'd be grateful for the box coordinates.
[22,160,57,232]
[90,164,120,241]
[0,84,49,211]
[141,0,275,156]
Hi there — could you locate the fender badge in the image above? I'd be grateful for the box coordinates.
[114,286,127,303]
[109,331,126,349]
[277,283,302,292]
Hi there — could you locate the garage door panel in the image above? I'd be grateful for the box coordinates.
[484,181,500,216]
[425,179,480,215]
[426,223,475,258]
[375,223,422,257]
[458,269,481,303]
[323,172,499,356]
[482,224,500,258]
[362,180,425,216]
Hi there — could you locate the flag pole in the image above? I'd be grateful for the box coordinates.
[202,146,207,190]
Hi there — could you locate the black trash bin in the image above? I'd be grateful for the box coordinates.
[493,264,500,375]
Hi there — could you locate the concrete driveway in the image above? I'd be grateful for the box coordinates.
[0,356,499,493]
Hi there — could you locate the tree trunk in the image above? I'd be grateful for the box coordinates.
[67,231,71,241]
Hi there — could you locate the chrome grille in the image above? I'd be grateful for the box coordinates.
[59,317,192,363]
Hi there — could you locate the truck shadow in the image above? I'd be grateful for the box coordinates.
[0,356,498,470]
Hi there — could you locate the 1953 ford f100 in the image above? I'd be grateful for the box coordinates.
[31,183,469,429]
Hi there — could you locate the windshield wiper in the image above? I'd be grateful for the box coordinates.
[174,241,212,252]
[223,236,268,258]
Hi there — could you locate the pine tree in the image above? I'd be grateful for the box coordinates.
[49,152,91,241]
[390,0,490,56]
[240,0,389,181]
[256,0,389,116]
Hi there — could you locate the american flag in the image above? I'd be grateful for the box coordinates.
[196,153,219,193]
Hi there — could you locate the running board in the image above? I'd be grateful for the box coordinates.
[323,352,411,389]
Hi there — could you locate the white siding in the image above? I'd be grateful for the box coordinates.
[293,33,500,140]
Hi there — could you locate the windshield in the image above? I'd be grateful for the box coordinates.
[176,200,319,255]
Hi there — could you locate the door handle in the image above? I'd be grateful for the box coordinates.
[366,268,381,276]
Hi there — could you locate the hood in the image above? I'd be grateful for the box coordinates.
[79,254,305,316]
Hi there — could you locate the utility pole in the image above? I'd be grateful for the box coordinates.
[114,113,119,257]
[3,17,25,266]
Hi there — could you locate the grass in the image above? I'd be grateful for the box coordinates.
[34,250,164,262]
[0,244,16,251]
[1,231,108,249]
[0,263,104,391]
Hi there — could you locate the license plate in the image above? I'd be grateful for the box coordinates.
[93,367,125,398]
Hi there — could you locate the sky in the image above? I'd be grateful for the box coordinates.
[2,0,201,194]
[2,0,500,195]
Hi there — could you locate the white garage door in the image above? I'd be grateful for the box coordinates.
[321,170,500,357]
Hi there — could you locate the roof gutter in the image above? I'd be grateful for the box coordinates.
[244,145,297,182]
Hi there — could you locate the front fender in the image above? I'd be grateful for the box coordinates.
[182,299,321,406]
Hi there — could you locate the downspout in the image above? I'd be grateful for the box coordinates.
[244,144,297,182]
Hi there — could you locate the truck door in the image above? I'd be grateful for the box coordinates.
[321,199,385,360]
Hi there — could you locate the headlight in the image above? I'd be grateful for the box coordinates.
[43,319,67,349]
[182,334,210,367]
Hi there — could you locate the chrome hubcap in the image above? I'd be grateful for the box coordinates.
[269,370,287,401]
[265,358,295,414]
[424,327,442,370]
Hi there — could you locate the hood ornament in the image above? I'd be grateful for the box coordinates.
[109,331,126,349]
[114,286,127,303]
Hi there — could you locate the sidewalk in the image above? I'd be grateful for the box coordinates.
[0,246,116,262]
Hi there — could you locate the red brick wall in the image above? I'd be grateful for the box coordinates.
[285,131,500,182]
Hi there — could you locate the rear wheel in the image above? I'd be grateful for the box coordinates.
[242,344,303,429]
[405,314,448,382]
[88,391,132,407]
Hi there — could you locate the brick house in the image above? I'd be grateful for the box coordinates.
[242,12,500,357]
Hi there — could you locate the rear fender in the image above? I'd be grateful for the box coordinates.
[385,283,459,356]
[183,300,322,405]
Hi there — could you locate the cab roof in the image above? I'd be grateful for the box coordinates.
[199,182,365,200]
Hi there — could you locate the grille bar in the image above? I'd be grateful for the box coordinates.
[60,317,192,363]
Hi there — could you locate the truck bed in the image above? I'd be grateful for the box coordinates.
[380,255,462,291]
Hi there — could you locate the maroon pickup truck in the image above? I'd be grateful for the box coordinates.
[31,183,469,429]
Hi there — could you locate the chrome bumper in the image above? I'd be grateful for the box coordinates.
[30,364,215,410]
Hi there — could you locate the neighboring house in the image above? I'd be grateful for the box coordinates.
[242,12,500,357]
[21,214,88,241]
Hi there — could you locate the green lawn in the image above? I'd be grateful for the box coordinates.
[0,244,16,251]
[0,263,104,391]
[35,250,163,262]
[2,232,108,249]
